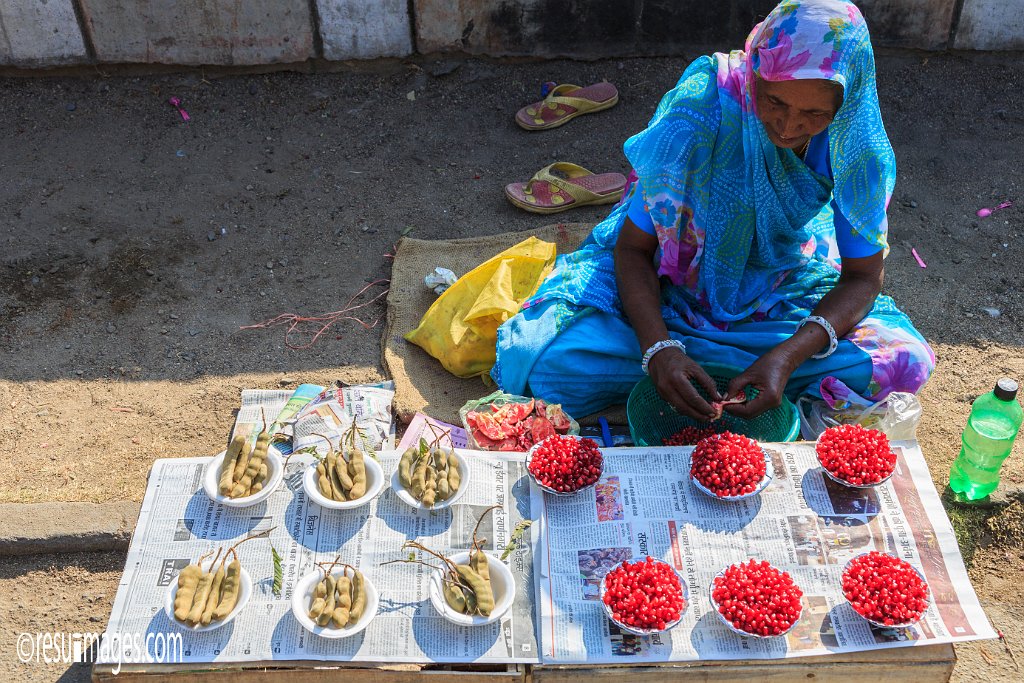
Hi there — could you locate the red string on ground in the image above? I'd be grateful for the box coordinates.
[240,279,390,350]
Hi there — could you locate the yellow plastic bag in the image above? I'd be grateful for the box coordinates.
[405,237,557,378]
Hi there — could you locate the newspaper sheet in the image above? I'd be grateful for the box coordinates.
[100,449,538,666]
[236,383,396,456]
[532,441,995,664]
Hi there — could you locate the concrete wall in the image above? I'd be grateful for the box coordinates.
[955,0,1024,50]
[0,0,1020,70]
[0,0,87,68]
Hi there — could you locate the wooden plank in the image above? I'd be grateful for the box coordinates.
[92,662,524,683]
[532,644,956,682]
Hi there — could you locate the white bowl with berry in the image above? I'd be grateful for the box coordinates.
[710,560,804,638]
[599,557,689,635]
[815,424,897,489]
[525,435,604,496]
[688,431,773,501]
[842,551,930,628]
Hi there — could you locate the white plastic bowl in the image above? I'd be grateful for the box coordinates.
[391,448,470,511]
[525,435,604,497]
[690,448,774,501]
[814,433,896,489]
[428,551,515,626]
[709,567,803,639]
[842,553,930,628]
[165,566,252,632]
[291,567,378,639]
[303,456,385,510]
[202,444,284,508]
[599,558,689,635]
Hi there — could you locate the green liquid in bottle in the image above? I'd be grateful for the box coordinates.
[949,379,1022,501]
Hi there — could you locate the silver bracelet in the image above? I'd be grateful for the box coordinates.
[798,315,838,359]
[641,339,686,375]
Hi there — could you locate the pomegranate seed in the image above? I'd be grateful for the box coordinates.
[690,431,766,498]
[842,552,929,626]
[712,560,803,637]
[663,425,718,446]
[816,425,896,486]
[602,557,686,631]
[528,435,603,493]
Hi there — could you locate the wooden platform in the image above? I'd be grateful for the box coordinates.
[92,644,955,682]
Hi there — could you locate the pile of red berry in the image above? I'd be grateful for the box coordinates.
[663,426,717,446]
[816,424,896,486]
[527,435,603,493]
[602,557,686,631]
[712,560,803,637]
[842,552,929,626]
[690,431,766,498]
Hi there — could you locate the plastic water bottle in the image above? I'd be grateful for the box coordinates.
[949,378,1022,500]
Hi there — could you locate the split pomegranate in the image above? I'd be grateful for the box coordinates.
[602,557,686,631]
[842,552,929,626]
[711,560,803,637]
[816,424,896,486]
[527,435,603,493]
[690,431,766,498]
[663,426,717,446]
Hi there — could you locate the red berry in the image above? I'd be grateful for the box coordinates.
[816,425,896,486]
[690,431,766,498]
[711,560,803,637]
[602,557,686,631]
[528,435,603,493]
[842,552,929,625]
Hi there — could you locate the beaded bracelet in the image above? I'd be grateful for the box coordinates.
[641,339,686,375]
[798,315,838,359]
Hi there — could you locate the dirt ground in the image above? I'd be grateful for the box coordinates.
[1,50,1022,681]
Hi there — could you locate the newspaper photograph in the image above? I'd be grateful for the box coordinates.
[100,424,538,665]
[531,442,995,664]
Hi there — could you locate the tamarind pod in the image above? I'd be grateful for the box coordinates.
[435,475,451,502]
[432,447,447,472]
[219,435,247,495]
[200,566,225,625]
[173,565,202,621]
[308,596,327,620]
[420,488,437,507]
[186,571,215,624]
[398,446,416,488]
[247,463,268,496]
[317,576,337,627]
[335,576,352,610]
[471,549,490,583]
[447,454,461,493]
[411,454,429,498]
[212,559,242,619]
[443,580,467,613]
[230,429,270,498]
[420,466,437,506]
[327,455,348,501]
[331,605,351,628]
[455,564,493,616]
[315,577,328,599]
[464,581,478,615]
[347,447,366,499]
[329,449,354,491]
[348,570,367,621]
[231,439,254,488]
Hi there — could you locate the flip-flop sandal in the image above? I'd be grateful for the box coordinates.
[515,82,619,131]
[505,162,626,214]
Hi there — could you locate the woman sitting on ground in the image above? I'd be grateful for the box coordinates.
[492,0,934,421]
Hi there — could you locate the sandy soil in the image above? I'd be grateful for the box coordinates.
[1,51,1022,680]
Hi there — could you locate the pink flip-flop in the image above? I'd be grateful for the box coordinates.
[515,82,619,131]
[505,163,626,214]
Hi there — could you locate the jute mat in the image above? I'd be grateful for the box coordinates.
[383,222,613,425]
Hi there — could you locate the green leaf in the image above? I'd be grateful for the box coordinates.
[271,545,284,597]
[401,225,415,236]
[500,520,532,561]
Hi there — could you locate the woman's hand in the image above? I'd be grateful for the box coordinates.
[648,347,720,421]
[724,350,795,419]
